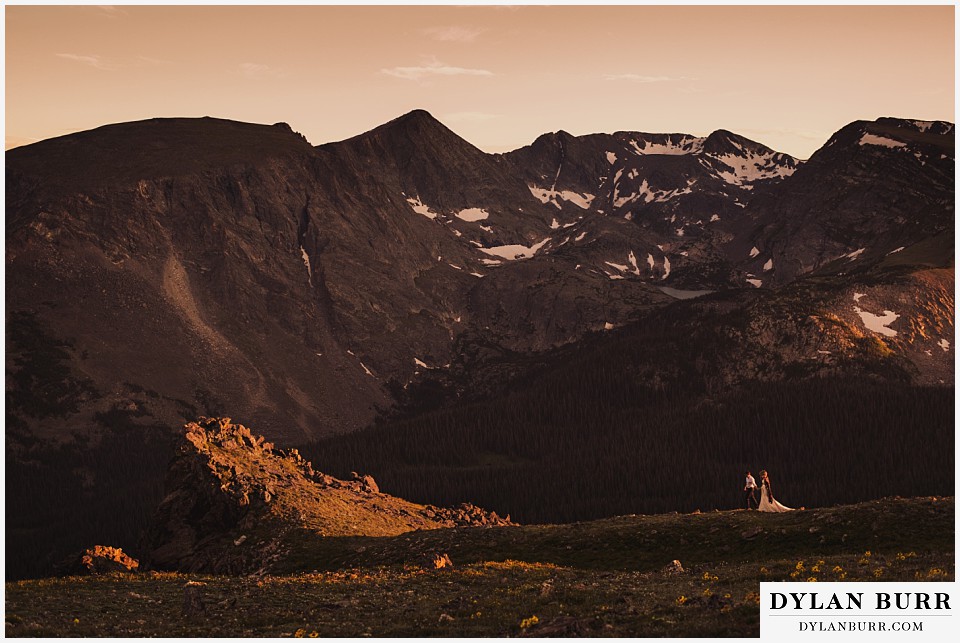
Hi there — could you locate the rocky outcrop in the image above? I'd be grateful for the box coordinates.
[58,545,140,575]
[143,417,514,573]
[425,503,513,528]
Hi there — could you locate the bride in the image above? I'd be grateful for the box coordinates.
[758,470,793,512]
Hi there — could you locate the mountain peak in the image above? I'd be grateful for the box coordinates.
[702,128,776,156]
[398,107,438,121]
[376,108,449,134]
[379,108,444,131]
[336,108,478,154]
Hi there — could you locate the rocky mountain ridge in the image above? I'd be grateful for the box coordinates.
[7,111,952,445]
[5,110,953,579]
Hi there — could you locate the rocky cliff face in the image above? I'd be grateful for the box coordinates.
[143,417,510,573]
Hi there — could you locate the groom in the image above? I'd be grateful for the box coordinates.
[744,471,758,509]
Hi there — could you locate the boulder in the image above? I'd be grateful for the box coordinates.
[420,552,453,570]
[661,559,685,575]
[63,545,140,575]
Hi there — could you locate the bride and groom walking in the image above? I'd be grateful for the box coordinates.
[744,470,793,512]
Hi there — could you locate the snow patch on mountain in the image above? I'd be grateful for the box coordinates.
[707,151,797,186]
[479,237,551,261]
[618,179,683,207]
[605,261,629,272]
[456,207,489,222]
[406,196,439,219]
[859,133,906,149]
[655,186,694,202]
[529,185,595,210]
[763,258,774,272]
[560,191,594,209]
[629,135,704,156]
[628,251,640,275]
[845,248,866,261]
[854,307,899,337]
[300,246,312,284]
[606,151,617,164]
[746,278,762,288]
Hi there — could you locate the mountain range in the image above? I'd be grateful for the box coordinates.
[5,109,954,578]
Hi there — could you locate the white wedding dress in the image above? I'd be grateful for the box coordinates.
[758,482,793,512]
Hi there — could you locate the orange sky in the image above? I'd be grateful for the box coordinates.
[4,4,955,159]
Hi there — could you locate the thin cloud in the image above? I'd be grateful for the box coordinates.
[604,73,693,83]
[96,6,128,19]
[422,26,485,43]
[381,60,494,81]
[56,53,170,71]
[238,62,289,79]
[240,62,271,77]
[55,53,115,70]
[442,111,501,123]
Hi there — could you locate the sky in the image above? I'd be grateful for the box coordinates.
[4,4,956,159]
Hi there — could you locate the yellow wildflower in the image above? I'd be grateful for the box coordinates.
[519,616,539,630]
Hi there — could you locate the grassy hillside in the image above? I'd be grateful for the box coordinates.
[5,497,953,637]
